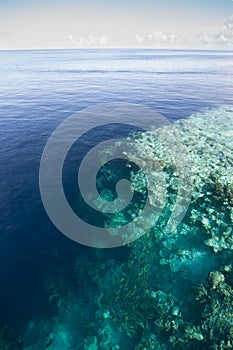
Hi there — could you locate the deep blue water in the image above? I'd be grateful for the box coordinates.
[0,49,233,346]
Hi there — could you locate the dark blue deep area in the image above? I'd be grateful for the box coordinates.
[0,49,233,335]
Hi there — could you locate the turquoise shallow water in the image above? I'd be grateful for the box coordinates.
[0,49,233,349]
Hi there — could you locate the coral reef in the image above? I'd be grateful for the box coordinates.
[107,105,233,349]
[195,269,233,349]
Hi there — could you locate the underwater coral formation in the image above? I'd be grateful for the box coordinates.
[112,105,233,349]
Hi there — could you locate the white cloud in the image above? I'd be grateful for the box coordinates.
[135,31,178,47]
[68,34,112,47]
[184,18,233,48]
[181,33,214,48]
[215,16,233,46]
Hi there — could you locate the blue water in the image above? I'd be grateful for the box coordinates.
[0,49,233,347]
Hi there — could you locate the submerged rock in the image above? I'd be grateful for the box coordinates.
[209,271,225,289]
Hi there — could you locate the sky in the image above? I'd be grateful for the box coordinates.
[0,0,233,49]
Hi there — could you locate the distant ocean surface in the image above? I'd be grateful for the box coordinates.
[0,49,233,347]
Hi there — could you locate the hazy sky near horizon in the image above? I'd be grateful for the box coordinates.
[0,0,233,49]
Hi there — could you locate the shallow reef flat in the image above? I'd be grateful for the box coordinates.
[127,105,233,253]
[2,105,233,350]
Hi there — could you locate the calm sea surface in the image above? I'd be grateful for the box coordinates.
[0,49,233,347]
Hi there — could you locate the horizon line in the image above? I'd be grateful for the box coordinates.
[1,47,233,52]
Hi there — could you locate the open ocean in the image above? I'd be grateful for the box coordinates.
[0,49,233,349]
